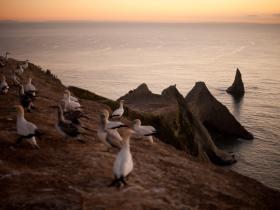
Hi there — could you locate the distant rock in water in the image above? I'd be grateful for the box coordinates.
[185,82,253,140]
[226,68,245,98]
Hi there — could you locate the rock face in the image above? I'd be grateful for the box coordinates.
[118,83,237,165]
[185,82,253,140]
[227,68,245,97]
[0,58,279,210]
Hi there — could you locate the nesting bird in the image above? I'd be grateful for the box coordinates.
[111,100,125,119]
[0,75,9,94]
[15,64,24,75]
[132,119,157,144]
[63,91,79,102]
[109,129,135,187]
[19,85,33,112]
[24,76,37,98]
[102,109,126,129]
[0,60,5,67]
[15,105,40,149]
[11,70,21,86]
[22,60,29,70]
[63,90,82,111]
[5,52,10,60]
[54,105,86,142]
[97,111,123,151]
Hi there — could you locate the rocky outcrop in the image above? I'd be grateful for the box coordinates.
[117,83,237,165]
[185,82,253,140]
[227,68,245,97]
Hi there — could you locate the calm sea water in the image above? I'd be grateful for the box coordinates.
[0,22,279,190]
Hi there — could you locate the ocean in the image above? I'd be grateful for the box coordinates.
[0,22,279,190]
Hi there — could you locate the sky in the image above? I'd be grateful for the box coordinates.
[0,0,280,23]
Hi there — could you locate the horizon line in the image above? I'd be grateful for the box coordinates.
[0,19,280,25]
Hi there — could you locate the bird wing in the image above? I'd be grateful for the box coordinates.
[135,126,156,136]
[120,151,133,177]
[18,120,37,136]
[113,151,124,178]
[107,121,124,129]
[106,129,123,149]
[111,108,123,117]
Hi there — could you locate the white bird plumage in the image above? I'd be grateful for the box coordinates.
[15,64,24,75]
[132,119,157,144]
[111,100,125,118]
[102,109,126,129]
[111,129,134,187]
[0,75,9,94]
[63,90,81,111]
[15,105,40,149]
[11,70,21,85]
[22,60,29,69]
[24,77,37,96]
[97,111,123,150]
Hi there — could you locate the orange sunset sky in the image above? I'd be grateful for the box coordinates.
[0,0,280,23]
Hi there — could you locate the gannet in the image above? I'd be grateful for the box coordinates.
[0,75,9,94]
[63,90,82,111]
[22,60,29,69]
[24,77,37,98]
[54,105,86,142]
[11,70,21,86]
[132,119,157,144]
[109,129,134,187]
[15,105,40,149]
[5,52,10,60]
[63,92,79,102]
[0,60,5,67]
[111,100,125,118]
[97,112,123,151]
[102,109,127,129]
[19,85,33,112]
[15,64,24,75]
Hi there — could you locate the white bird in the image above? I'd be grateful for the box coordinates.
[15,105,40,149]
[0,75,9,94]
[63,90,82,111]
[54,105,86,142]
[97,111,123,151]
[15,64,24,75]
[22,60,29,69]
[111,100,125,118]
[19,85,34,112]
[24,77,37,97]
[11,70,21,86]
[5,52,10,60]
[102,109,127,129]
[109,129,134,187]
[62,92,79,102]
[132,119,157,144]
[0,60,5,67]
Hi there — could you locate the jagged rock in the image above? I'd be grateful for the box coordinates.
[185,82,253,140]
[161,85,236,165]
[227,68,245,97]
[161,85,177,102]
[118,83,236,165]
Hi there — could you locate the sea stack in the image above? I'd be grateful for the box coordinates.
[226,68,245,98]
[185,81,253,140]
